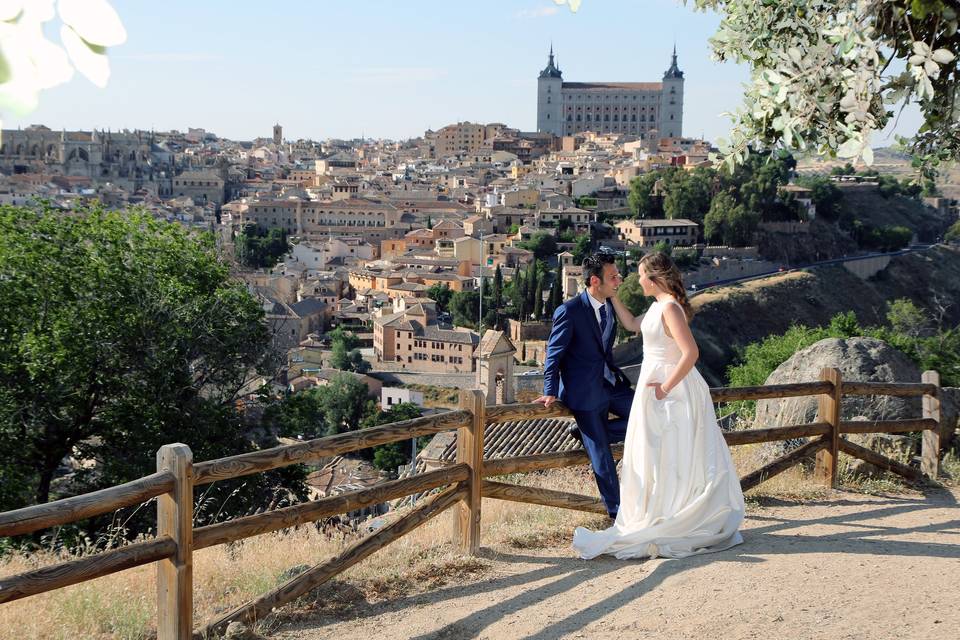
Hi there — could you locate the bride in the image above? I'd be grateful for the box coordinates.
[572,251,745,560]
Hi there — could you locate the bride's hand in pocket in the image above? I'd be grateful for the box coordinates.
[646,382,668,401]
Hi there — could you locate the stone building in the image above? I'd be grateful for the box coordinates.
[536,45,684,138]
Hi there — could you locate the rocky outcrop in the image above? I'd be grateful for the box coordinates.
[755,337,957,460]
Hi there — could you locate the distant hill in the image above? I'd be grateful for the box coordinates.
[686,244,960,385]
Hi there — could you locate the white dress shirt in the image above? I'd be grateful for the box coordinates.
[586,292,608,328]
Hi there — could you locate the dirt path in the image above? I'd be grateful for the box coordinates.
[273,487,960,640]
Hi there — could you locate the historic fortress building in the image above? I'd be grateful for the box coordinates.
[536,46,684,139]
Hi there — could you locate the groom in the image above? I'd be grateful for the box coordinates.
[535,252,634,520]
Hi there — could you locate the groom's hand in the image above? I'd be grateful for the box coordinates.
[534,395,556,408]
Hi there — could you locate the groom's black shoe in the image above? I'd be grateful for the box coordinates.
[566,424,583,446]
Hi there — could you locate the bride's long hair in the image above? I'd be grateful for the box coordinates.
[639,251,694,323]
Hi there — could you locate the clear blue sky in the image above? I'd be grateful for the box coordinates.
[9,0,921,145]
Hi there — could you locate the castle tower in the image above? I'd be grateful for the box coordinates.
[536,45,564,136]
[659,45,684,138]
[273,123,282,146]
[474,330,517,406]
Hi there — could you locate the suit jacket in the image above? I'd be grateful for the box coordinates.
[543,290,628,412]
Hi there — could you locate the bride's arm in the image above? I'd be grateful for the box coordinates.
[610,294,642,333]
[660,303,699,394]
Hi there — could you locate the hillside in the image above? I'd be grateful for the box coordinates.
[686,244,960,385]
[836,184,950,242]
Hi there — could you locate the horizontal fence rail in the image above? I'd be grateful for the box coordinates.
[193,409,471,486]
[840,418,939,434]
[194,464,469,550]
[0,471,175,538]
[841,381,938,397]
[707,381,835,403]
[0,536,177,605]
[0,368,943,640]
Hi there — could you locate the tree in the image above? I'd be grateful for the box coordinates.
[946,220,960,242]
[628,172,662,218]
[361,402,424,473]
[571,234,592,265]
[235,224,289,269]
[330,328,369,373]
[449,290,480,329]
[491,265,504,309]
[886,298,934,339]
[0,205,302,521]
[704,192,759,246]
[615,274,651,341]
[663,167,714,225]
[652,240,672,256]
[520,232,558,260]
[425,283,453,312]
[327,326,360,351]
[796,175,844,221]
[312,373,374,436]
[533,276,545,320]
[687,0,960,176]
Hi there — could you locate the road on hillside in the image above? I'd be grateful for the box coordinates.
[690,244,937,296]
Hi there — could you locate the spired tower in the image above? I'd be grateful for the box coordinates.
[272,123,282,146]
[536,45,564,136]
[659,46,685,138]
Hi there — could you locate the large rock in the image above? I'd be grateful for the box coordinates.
[756,337,957,456]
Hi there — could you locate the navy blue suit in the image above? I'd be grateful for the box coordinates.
[543,291,633,517]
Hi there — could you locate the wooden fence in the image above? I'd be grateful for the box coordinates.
[0,368,943,639]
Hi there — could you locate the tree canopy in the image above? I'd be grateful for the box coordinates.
[0,205,301,528]
[686,0,960,175]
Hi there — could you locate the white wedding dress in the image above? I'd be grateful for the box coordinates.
[572,298,745,560]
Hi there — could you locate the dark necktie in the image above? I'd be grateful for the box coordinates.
[598,303,615,385]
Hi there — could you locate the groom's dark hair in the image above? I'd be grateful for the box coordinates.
[582,252,616,287]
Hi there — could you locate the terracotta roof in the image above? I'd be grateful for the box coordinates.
[421,416,580,464]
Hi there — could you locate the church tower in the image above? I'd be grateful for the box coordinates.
[273,123,282,146]
[536,45,564,136]
[659,46,684,139]
[474,330,517,406]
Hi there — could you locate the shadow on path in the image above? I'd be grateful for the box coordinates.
[277,487,960,639]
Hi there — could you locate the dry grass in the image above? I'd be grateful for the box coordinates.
[399,383,461,409]
[0,441,936,640]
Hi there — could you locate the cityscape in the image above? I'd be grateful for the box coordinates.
[2,2,960,638]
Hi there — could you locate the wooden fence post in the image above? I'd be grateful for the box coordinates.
[454,390,484,554]
[814,368,842,488]
[921,370,941,479]
[156,444,193,640]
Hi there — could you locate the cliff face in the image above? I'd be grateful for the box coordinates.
[685,244,960,385]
